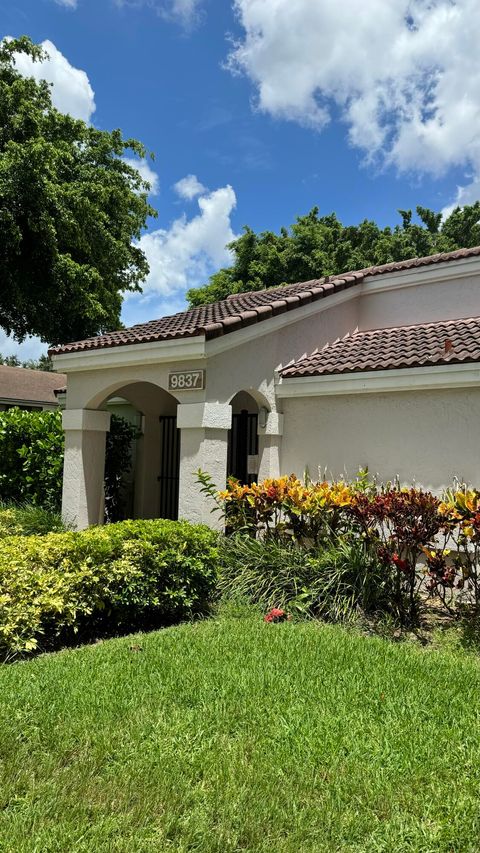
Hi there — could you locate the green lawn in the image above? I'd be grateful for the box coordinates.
[0,615,479,852]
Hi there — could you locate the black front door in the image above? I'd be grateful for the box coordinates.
[158,415,180,520]
[228,409,258,484]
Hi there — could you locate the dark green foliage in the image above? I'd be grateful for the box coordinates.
[0,408,137,517]
[218,535,385,620]
[0,37,156,344]
[104,414,137,523]
[187,203,480,306]
[0,518,218,659]
[0,409,63,510]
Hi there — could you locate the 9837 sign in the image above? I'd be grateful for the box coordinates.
[168,370,205,391]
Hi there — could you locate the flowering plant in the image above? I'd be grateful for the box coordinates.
[264,607,290,623]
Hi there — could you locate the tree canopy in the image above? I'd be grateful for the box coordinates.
[0,36,156,345]
[0,352,53,371]
[187,203,480,307]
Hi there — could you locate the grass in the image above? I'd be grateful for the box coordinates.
[0,501,66,537]
[0,612,479,852]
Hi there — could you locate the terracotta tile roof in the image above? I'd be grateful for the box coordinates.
[49,245,480,355]
[280,316,480,378]
[0,366,67,405]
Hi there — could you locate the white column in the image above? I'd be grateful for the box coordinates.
[258,412,284,481]
[177,403,232,528]
[61,409,111,530]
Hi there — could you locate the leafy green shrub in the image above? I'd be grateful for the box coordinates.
[0,408,136,518]
[0,409,63,510]
[0,502,67,537]
[0,519,218,660]
[105,416,137,522]
[218,535,384,620]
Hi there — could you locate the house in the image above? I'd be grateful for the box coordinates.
[51,246,480,530]
[0,365,67,411]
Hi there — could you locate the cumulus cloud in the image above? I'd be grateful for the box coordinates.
[124,157,160,195]
[13,39,95,122]
[230,0,480,203]
[114,0,203,27]
[128,184,236,305]
[174,174,207,200]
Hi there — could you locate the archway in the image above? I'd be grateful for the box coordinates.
[98,381,180,521]
[228,391,260,484]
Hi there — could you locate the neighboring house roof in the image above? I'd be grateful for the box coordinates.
[49,246,480,355]
[280,316,480,378]
[0,366,67,406]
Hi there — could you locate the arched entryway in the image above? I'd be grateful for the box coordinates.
[228,391,260,484]
[96,381,180,521]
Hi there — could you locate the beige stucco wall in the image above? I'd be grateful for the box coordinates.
[359,273,480,331]
[281,388,480,491]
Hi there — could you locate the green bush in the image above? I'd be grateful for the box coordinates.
[0,519,218,660]
[0,408,136,518]
[218,535,385,620]
[0,409,63,510]
[0,503,67,537]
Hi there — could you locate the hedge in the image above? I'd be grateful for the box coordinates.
[0,519,218,660]
[0,408,136,516]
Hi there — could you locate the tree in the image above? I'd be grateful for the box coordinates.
[0,37,156,345]
[187,203,480,307]
[0,353,53,371]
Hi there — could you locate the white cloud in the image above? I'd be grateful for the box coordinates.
[13,39,95,122]
[114,0,203,27]
[124,157,160,195]
[230,0,480,204]
[442,177,480,219]
[127,184,236,307]
[0,331,47,362]
[53,0,78,8]
[174,174,207,200]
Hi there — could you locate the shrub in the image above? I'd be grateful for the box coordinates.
[104,415,138,522]
[0,409,63,510]
[0,502,67,537]
[218,535,385,620]
[0,408,136,518]
[0,519,218,660]
[351,489,443,621]
[202,471,354,544]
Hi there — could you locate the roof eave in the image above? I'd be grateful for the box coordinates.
[51,334,207,373]
[276,361,480,398]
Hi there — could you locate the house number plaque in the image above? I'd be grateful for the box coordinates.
[168,369,205,391]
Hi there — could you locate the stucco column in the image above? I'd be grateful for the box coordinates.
[257,412,284,481]
[61,409,111,530]
[177,403,232,528]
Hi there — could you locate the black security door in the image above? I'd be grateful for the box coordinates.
[228,409,258,484]
[158,415,180,520]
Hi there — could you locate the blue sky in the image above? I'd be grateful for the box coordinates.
[1,0,479,357]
